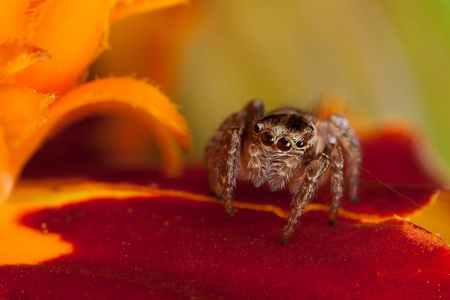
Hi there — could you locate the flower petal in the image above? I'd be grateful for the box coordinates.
[0,84,54,150]
[409,189,450,246]
[0,84,54,202]
[0,188,448,298]
[93,1,200,95]
[0,2,27,43]
[0,78,190,203]
[15,0,118,93]
[0,38,51,80]
[0,201,73,265]
[1,0,189,93]
[47,77,192,152]
[0,118,447,296]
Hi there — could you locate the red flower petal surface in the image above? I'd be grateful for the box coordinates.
[0,125,448,298]
[0,197,448,299]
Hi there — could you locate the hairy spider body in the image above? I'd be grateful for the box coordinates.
[205,100,361,244]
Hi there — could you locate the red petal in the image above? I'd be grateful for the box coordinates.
[0,196,448,298]
[1,124,447,298]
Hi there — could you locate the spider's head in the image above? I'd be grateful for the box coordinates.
[252,113,317,155]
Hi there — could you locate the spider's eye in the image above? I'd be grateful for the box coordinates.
[260,131,275,146]
[296,140,305,148]
[277,137,292,151]
[253,122,262,133]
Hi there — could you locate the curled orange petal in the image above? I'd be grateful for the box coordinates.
[0,84,54,202]
[0,77,190,203]
[48,77,191,151]
[0,39,51,80]
[0,84,54,150]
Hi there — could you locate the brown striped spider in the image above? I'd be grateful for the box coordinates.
[205,100,361,244]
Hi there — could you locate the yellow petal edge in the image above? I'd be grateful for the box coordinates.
[2,178,447,265]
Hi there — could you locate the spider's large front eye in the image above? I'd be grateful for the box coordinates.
[261,131,275,146]
[277,137,292,151]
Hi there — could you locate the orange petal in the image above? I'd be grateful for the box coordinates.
[0,201,73,265]
[47,77,191,151]
[0,84,55,150]
[110,0,189,23]
[9,0,115,93]
[1,0,188,94]
[0,84,54,202]
[0,0,113,92]
[0,126,13,202]
[2,77,190,203]
[2,0,115,93]
[0,2,28,43]
[93,2,200,95]
[0,84,53,203]
[0,39,51,80]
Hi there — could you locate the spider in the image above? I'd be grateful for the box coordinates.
[205,99,362,244]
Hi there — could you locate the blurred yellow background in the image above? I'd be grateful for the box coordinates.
[91,0,450,178]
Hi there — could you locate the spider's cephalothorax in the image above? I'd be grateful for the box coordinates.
[205,100,361,244]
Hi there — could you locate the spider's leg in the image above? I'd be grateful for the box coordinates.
[281,153,330,244]
[205,99,264,216]
[328,114,361,203]
[216,126,243,216]
[205,131,223,198]
[246,143,265,187]
[328,144,344,225]
[244,99,264,137]
[243,99,266,186]
[205,112,244,210]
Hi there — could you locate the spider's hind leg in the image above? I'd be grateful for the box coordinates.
[328,114,361,203]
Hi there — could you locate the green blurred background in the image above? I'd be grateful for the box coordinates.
[91,0,450,178]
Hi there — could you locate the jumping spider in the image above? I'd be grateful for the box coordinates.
[205,99,361,244]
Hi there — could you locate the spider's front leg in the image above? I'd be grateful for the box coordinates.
[205,100,264,216]
[281,154,330,244]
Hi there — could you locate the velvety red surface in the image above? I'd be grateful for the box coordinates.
[2,127,447,298]
[0,197,449,299]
